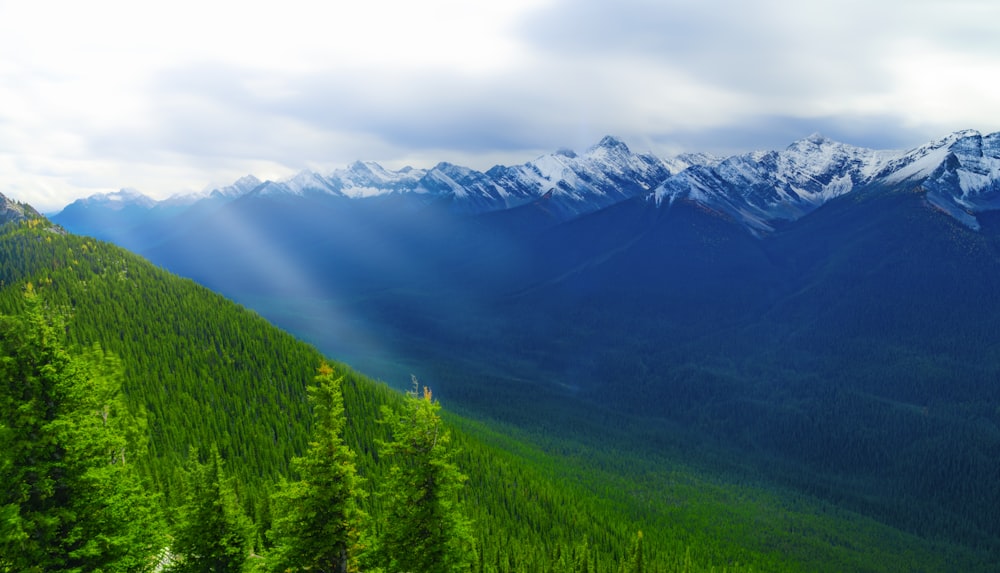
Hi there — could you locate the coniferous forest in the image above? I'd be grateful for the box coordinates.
[0,213,995,571]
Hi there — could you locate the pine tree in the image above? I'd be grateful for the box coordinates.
[375,379,475,573]
[169,447,251,573]
[0,286,164,572]
[267,363,365,573]
[626,531,643,573]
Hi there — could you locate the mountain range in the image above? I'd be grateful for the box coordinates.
[50,129,1000,554]
[54,129,1000,235]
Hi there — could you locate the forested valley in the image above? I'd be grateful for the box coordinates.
[0,214,992,571]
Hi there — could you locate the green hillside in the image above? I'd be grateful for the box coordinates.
[0,215,988,571]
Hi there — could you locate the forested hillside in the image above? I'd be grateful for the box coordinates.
[0,215,989,571]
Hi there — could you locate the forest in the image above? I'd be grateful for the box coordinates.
[0,215,993,571]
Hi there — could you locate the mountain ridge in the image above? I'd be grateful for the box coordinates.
[53,130,1000,237]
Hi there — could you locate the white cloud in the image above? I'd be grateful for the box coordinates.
[1,0,999,211]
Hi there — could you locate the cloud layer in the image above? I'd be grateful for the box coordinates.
[2,0,999,211]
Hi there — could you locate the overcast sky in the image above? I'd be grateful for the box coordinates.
[2,0,999,212]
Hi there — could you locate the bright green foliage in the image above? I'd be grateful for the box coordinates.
[267,363,366,573]
[0,287,165,572]
[374,381,475,573]
[170,447,252,573]
[623,531,643,573]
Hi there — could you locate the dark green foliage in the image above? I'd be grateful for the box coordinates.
[267,363,365,573]
[373,381,475,573]
[170,448,251,573]
[0,218,991,572]
[0,287,164,572]
[0,220,324,506]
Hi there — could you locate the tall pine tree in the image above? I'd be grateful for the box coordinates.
[267,363,365,573]
[169,447,251,573]
[624,531,643,573]
[0,286,164,572]
[374,380,474,573]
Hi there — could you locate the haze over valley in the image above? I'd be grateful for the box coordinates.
[47,129,1000,567]
[5,1,1000,569]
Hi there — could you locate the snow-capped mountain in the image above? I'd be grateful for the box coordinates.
[880,130,1000,230]
[207,174,263,200]
[486,135,672,217]
[54,135,677,228]
[331,162,426,198]
[70,188,158,210]
[250,170,342,197]
[228,135,672,217]
[150,175,266,207]
[53,130,1000,241]
[654,129,1000,233]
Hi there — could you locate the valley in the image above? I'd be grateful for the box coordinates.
[37,130,1000,570]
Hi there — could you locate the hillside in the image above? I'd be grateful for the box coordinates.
[0,210,987,570]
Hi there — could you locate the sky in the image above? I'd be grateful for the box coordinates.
[2,0,999,212]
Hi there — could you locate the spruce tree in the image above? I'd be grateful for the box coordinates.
[375,380,475,573]
[0,286,164,572]
[267,363,365,573]
[626,531,643,573]
[170,447,251,573]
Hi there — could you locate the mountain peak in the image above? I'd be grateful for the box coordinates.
[1,193,41,225]
[212,175,262,199]
[233,174,262,188]
[804,132,829,145]
[950,128,982,140]
[80,188,157,209]
[591,135,630,154]
[786,133,840,153]
[555,147,577,159]
[347,160,379,174]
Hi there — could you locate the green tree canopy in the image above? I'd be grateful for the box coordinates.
[374,380,475,573]
[0,286,164,572]
[169,447,251,573]
[267,363,366,573]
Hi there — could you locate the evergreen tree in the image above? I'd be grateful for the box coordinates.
[0,286,164,572]
[267,363,365,573]
[374,379,475,573]
[625,531,643,573]
[169,447,251,573]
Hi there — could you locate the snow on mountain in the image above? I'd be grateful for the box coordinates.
[54,130,1000,232]
[212,174,263,199]
[255,170,343,197]
[331,161,425,198]
[50,136,692,220]
[413,162,524,212]
[902,131,1000,230]
[486,135,673,216]
[71,188,158,210]
[155,175,265,207]
[654,130,1000,233]
[662,152,721,174]
[250,135,678,216]
[655,134,891,233]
